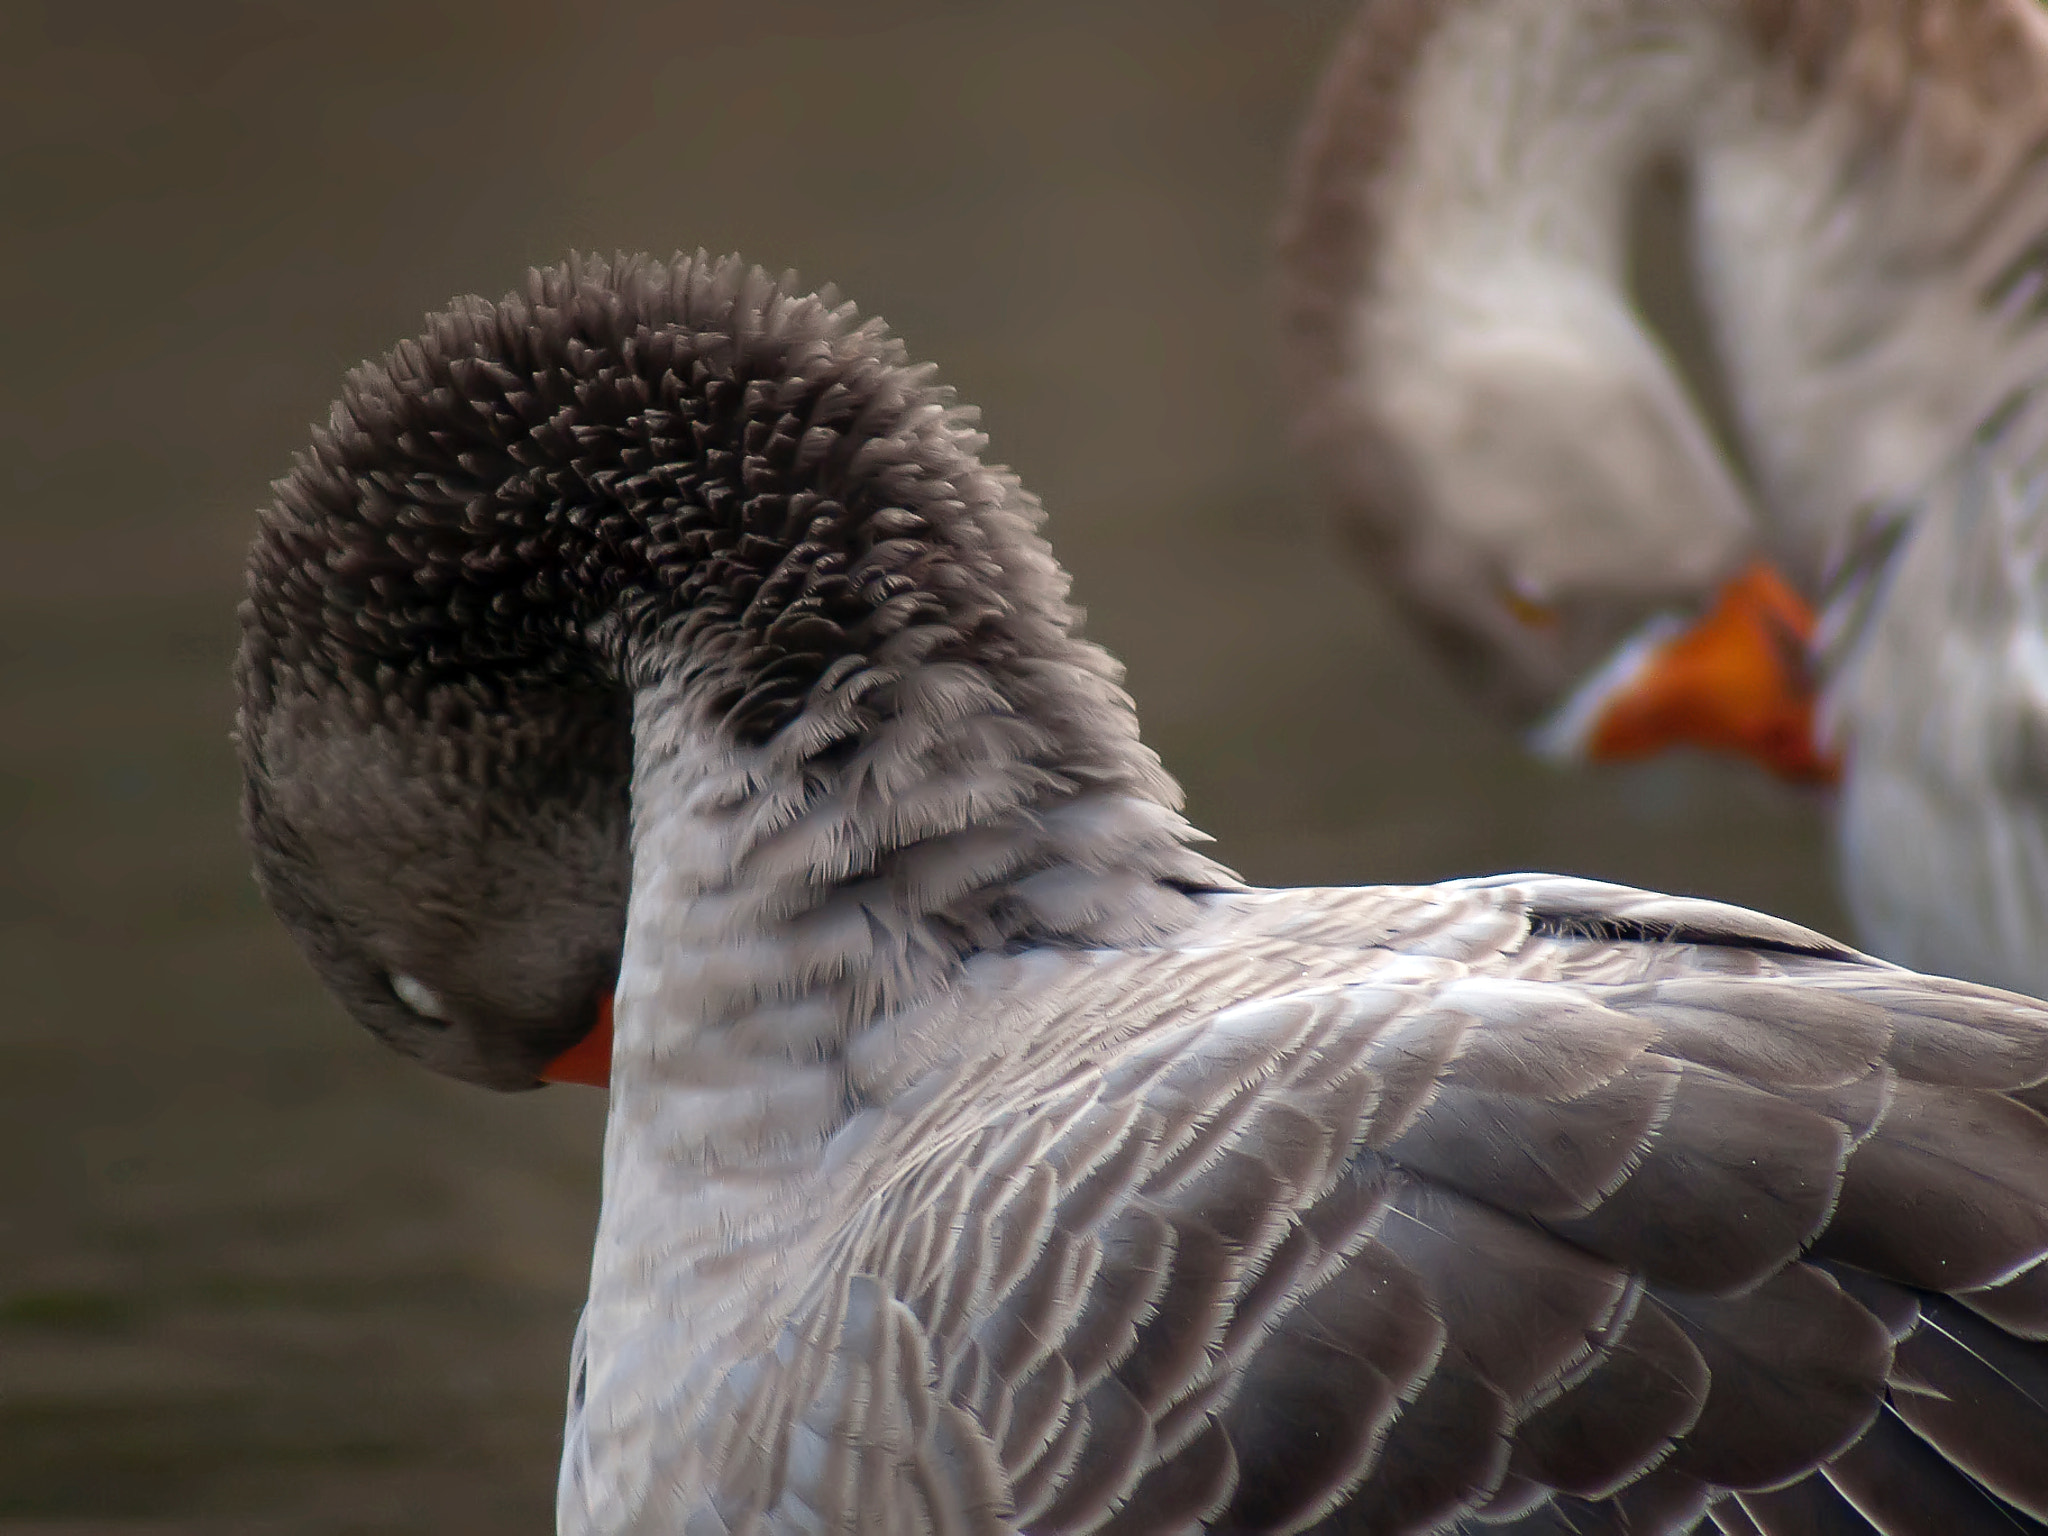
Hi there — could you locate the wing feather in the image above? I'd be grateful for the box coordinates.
[1470,1466,1717,1536]
[1215,1235,1445,1531]
[1822,1405,2048,1534]
[1960,1258,2048,1340]
[1543,1066,1852,1292]
[1027,1375,1154,1534]
[1094,1419,1236,1536]
[1334,1362,1514,1533]
[1505,1293,1710,1499]
[1621,978,1893,1087]
[1733,1475,1876,1536]
[710,881,2048,1532]
[1374,1179,1638,1408]
[1655,1266,1892,1488]
[1887,1299,2048,1517]
[1816,1082,2048,1291]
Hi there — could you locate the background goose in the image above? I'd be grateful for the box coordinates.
[237,252,2048,1535]
[1279,0,2048,995]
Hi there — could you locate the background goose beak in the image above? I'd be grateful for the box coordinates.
[1536,561,1843,786]
[541,992,614,1088]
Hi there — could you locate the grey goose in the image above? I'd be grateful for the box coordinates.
[236,253,2048,1534]
[1280,0,2048,997]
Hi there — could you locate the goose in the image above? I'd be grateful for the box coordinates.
[1279,0,2048,997]
[234,253,2048,1536]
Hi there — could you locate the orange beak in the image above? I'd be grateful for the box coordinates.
[1539,561,1842,786]
[540,990,614,1088]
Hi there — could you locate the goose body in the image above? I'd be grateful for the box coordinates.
[236,256,2048,1534]
[1280,0,2048,996]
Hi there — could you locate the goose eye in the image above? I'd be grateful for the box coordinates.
[1497,579,1559,631]
[390,973,452,1023]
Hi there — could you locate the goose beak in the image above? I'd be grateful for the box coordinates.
[1531,561,1842,786]
[541,990,614,1088]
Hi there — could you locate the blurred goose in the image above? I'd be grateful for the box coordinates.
[1281,0,2048,996]
[236,254,2048,1536]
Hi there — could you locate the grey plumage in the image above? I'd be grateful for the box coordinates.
[237,254,2048,1534]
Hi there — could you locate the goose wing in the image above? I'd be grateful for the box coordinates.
[694,878,2048,1535]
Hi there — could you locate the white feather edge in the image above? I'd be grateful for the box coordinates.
[1526,612,1690,765]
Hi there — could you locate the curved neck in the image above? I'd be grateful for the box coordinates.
[1290,0,2048,588]
[612,614,1224,1103]
[245,253,1232,1128]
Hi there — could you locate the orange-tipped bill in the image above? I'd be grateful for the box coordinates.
[542,990,615,1087]
[1529,561,1841,786]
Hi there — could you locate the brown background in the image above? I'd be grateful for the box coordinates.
[0,4,1839,1531]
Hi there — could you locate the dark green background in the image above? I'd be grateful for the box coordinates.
[0,4,1838,1530]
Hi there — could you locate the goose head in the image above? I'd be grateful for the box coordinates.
[235,253,1219,1095]
[1285,212,1834,779]
[1278,4,1763,740]
[235,383,634,1091]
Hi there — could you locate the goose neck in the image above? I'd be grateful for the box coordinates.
[605,644,1223,1141]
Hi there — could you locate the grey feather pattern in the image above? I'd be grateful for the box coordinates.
[233,256,2048,1534]
[636,879,2048,1536]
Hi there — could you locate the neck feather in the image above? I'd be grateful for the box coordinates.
[613,584,1227,1118]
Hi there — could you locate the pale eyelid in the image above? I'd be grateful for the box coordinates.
[390,972,452,1022]
[1499,584,1561,630]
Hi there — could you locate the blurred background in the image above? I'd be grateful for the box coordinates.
[0,3,1842,1531]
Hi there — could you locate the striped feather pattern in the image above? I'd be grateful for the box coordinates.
[598,879,2048,1535]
